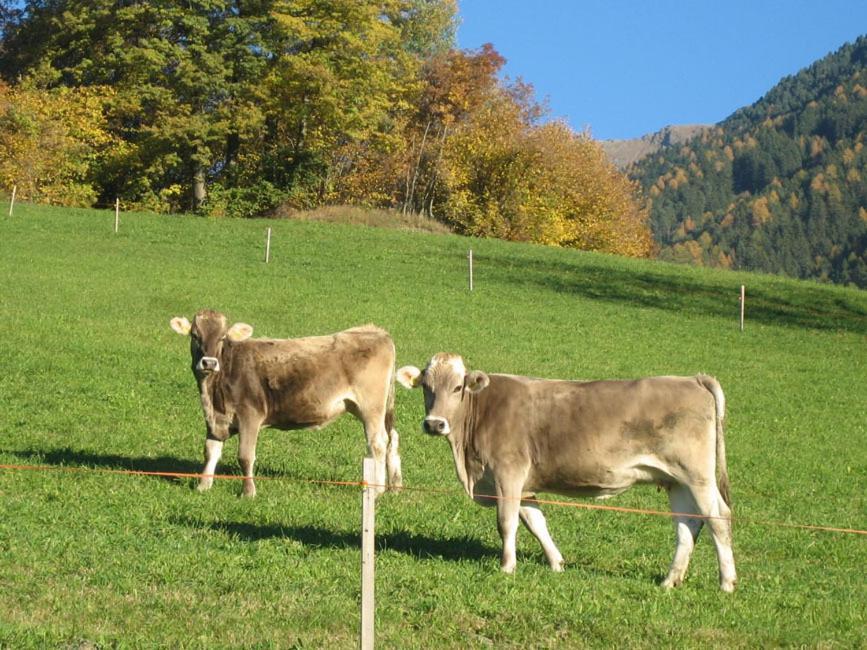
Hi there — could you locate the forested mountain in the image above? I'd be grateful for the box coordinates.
[629,36,867,287]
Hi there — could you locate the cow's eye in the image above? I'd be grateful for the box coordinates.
[453,385,463,393]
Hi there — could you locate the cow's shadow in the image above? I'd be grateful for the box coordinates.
[6,447,201,484]
[172,516,498,563]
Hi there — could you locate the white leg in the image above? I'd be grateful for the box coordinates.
[198,436,224,491]
[364,421,388,496]
[497,485,522,573]
[707,487,737,592]
[519,502,564,571]
[386,429,403,490]
[662,485,702,588]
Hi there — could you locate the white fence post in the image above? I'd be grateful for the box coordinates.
[114,198,120,233]
[360,457,376,650]
[739,285,745,332]
[468,249,474,291]
[265,227,272,263]
[8,185,16,217]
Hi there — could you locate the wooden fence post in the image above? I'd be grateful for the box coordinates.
[360,457,376,650]
[468,249,474,291]
[8,185,16,217]
[114,198,119,233]
[265,227,272,263]
[739,285,745,332]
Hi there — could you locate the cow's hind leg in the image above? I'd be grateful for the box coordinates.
[198,434,225,492]
[362,417,389,496]
[237,415,264,498]
[519,501,564,571]
[386,428,402,490]
[699,485,737,592]
[662,484,703,589]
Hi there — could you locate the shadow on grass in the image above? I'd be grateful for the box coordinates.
[477,251,867,335]
[174,516,497,562]
[5,447,201,484]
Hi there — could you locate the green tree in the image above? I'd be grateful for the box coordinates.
[2,0,272,210]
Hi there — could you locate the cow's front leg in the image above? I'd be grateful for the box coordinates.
[496,484,522,573]
[198,433,225,492]
[519,501,564,571]
[237,416,264,498]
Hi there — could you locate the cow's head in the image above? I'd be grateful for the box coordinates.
[170,309,253,377]
[397,353,489,435]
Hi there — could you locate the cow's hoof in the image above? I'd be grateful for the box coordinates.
[661,577,682,589]
[720,580,736,593]
[196,482,212,493]
[387,480,404,493]
[550,560,565,572]
[500,564,516,574]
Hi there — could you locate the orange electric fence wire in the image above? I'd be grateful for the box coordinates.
[0,462,865,537]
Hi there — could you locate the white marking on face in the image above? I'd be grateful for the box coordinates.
[428,355,466,377]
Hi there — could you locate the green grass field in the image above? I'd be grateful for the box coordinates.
[1,203,865,648]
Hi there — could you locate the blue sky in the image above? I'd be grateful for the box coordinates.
[457,1,867,141]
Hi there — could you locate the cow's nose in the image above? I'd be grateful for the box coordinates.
[423,417,449,435]
[198,356,220,373]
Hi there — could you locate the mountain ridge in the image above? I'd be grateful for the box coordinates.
[600,124,711,169]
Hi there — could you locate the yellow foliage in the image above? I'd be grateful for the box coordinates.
[751,196,772,225]
[810,173,826,193]
[439,102,652,257]
[0,81,116,205]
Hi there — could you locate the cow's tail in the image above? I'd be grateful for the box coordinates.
[697,374,731,508]
[385,364,396,434]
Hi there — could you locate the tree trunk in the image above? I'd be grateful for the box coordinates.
[193,167,207,208]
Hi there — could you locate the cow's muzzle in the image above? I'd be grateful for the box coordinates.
[196,356,220,374]
[423,416,450,435]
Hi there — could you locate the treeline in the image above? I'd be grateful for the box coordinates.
[630,36,867,287]
[0,1,651,257]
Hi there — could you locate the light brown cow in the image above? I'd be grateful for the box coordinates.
[397,353,736,591]
[170,309,402,497]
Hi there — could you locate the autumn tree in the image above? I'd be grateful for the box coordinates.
[2,0,273,210]
[415,44,652,256]
[0,79,115,205]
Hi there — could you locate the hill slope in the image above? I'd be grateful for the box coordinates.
[628,36,867,287]
[0,204,865,647]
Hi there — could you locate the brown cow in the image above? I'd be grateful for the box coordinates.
[397,353,736,591]
[170,309,402,496]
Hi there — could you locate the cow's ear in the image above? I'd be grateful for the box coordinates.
[227,322,253,342]
[170,317,191,336]
[396,365,422,389]
[465,370,490,394]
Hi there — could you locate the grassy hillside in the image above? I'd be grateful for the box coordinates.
[1,203,865,648]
